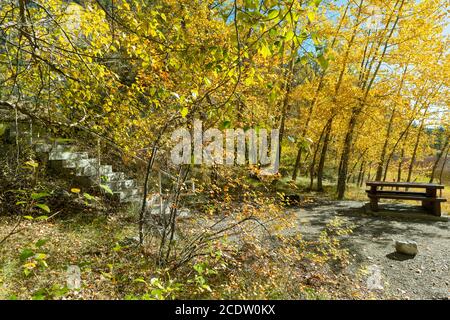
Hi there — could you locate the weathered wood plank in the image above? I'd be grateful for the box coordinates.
[365,190,427,197]
[366,181,444,189]
[367,194,446,202]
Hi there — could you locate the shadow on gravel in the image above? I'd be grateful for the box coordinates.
[386,252,415,261]
[295,201,449,299]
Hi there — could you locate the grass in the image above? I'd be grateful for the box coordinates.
[0,180,375,300]
[0,205,372,300]
[0,210,143,299]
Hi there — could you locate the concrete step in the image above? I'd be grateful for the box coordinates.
[68,159,97,175]
[82,162,100,176]
[63,156,94,169]
[102,172,126,181]
[33,138,141,205]
[99,165,113,175]
[103,179,136,191]
[35,143,52,153]
[78,164,113,178]
[114,188,139,202]
[35,143,76,153]
[49,151,88,161]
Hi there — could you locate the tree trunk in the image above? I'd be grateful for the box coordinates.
[337,107,360,199]
[308,122,328,190]
[377,66,409,181]
[376,105,401,181]
[430,137,449,183]
[439,146,449,184]
[396,133,408,181]
[367,162,373,181]
[317,119,333,191]
[291,3,350,181]
[375,68,407,180]
[347,151,366,184]
[292,147,302,181]
[357,161,366,187]
[337,0,405,199]
[406,107,429,182]
[278,44,296,161]
[292,79,323,181]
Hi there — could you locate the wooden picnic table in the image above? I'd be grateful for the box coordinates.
[365,181,446,216]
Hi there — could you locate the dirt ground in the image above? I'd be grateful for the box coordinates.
[1,198,448,300]
[292,200,449,300]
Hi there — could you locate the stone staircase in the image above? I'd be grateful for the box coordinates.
[4,121,192,216]
[34,141,192,221]
[35,141,141,203]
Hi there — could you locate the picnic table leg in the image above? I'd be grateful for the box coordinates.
[422,202,428,213]
[370,197,379,211]
[421,199,431,212]
[425,187,438,216]
[368,186,379,211]
[432,202,441,216]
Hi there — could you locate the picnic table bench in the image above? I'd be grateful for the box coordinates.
[365,181,446,216]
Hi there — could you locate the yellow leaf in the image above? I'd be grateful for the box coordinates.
[25,160,39,168]
[181,107,189,118]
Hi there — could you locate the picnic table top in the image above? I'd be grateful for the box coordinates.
[366,181,445,189]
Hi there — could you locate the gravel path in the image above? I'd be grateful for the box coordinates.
[292,201,449,300]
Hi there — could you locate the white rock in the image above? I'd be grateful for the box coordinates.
[395,240,418,256]
[366,264,383,290]
[66,265,81,290]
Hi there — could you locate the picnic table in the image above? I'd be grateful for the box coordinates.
[365,181,446,216]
